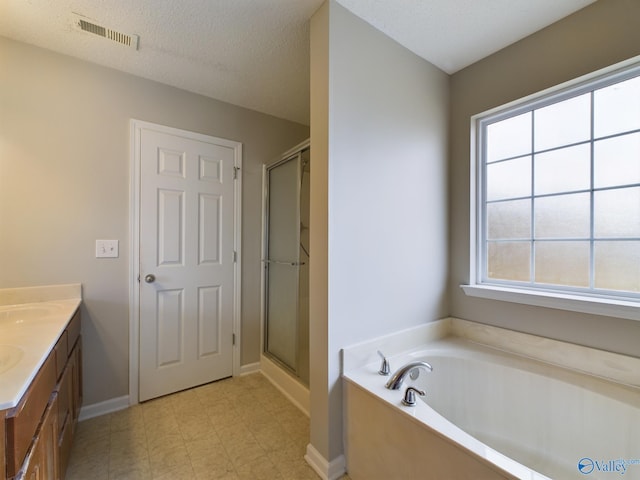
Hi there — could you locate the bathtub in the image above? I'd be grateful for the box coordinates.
[342,319,640,480]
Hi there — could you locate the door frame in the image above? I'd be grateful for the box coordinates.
[129,119,242,405]
[260,139,310,365]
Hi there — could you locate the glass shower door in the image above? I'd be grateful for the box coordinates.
[264,155,301,372]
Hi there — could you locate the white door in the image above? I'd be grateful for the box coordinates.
[137,123,241,402]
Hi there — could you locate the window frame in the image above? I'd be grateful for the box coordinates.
[463,57,640,322]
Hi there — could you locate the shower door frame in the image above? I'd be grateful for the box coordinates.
[261,139,310,379]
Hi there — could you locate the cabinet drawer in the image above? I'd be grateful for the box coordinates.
[66,310,81,355]
[71,339,82,425]
[57,406,74,479]
[53,331,68,380]
[6,352,56,478]
[56,361,72,438]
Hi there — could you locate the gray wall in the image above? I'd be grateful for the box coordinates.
[449,0,640,356]
[0,36,309,405]
[310,0,449,463]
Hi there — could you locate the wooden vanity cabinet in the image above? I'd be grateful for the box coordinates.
[1,410,6,480]
[3,309,82,480]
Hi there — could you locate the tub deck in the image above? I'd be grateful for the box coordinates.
[342,319,640,480]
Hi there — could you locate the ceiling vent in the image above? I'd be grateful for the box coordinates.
[71,13,139,50]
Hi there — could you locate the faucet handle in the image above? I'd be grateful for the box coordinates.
[402,386,426,407]
[377,350,390,376]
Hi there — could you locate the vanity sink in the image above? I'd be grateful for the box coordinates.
[0,303,65,325]
[0,344,24,375]
[0,285,82,413]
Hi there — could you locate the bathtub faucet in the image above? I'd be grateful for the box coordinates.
[385,361,433,390]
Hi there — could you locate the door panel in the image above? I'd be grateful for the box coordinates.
[265,156,301,372]
[198,285,221,357]
[138,126,239,401]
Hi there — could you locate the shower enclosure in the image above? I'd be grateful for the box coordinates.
[263,140,310,385]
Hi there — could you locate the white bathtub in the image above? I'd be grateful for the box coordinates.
[342,319,640,480]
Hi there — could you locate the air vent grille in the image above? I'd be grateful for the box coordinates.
[78,19,106,37]
[72,14,139,50]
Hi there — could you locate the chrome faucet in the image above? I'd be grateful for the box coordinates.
[377,350,390,376]
[385,361,433,390]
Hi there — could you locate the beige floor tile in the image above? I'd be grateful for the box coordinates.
[110,405,145,432]
[151,463,196,480]
[252,424,291,452]
[108,458,152,480]
[148,444,192,478]
[205,403,242,430]
[143,414,180,438]
[148,436,189,462]
[141,400,173,421]
[223,436,266,468]
[277,459,322,480]
[146,431,184,457]
[66,373,326,480]
[235,455,284,480]
[70,431,111,459]
[216,423,254,447]
[177,414,215,442]
[195,472,240,480]
[75,413,111,438]
[110,428,148,456]
[191,451,237,479]
[267,440,308,467]
[65,450,110,480]
[184,431,225,459]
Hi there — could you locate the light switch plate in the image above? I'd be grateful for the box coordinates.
[96,240,119,258]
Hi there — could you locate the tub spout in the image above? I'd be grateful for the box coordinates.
[385,361,433,390]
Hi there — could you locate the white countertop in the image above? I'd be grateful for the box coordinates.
[0,284,81,410]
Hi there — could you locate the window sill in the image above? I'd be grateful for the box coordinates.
[461,284,640,321]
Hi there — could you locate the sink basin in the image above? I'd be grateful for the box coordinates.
[0,344,24,375]
[0,303,64,325]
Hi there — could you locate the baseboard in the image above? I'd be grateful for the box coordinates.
[239,361,261,375]
[305,443,346,480]
[77,361,297,422]
[78,395,130,422]
[78,363,259,422]
[260,354,309,416]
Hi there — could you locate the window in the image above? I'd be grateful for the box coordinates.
[466,60,640,317]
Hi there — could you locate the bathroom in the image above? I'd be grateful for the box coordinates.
[1,0,640,479]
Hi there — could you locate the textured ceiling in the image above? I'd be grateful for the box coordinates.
[0,0,596,126]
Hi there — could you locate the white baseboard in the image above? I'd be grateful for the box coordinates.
[78,395,130,422]
[78,362,261,422]
[260,354,309,416]
[305,443,346,480]
[239,361,261,375]
[77,361,301,423]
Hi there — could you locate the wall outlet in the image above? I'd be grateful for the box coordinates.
[96,240,119,258]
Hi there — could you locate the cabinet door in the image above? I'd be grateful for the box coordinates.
[40,397,58,480]
[21,397,58,480]
[56,354,73,479]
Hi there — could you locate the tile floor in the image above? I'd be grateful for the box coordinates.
[66,373,350,480]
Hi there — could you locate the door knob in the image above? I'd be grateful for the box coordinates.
[144,274,156,283]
